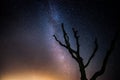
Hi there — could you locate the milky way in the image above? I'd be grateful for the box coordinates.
[0,0,79,80]
[0,0,119,80]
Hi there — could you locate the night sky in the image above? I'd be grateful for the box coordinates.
[0,0,119,80]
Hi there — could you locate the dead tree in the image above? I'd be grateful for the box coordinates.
[53,23,119,80]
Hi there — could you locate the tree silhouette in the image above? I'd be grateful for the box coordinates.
[53,23,119,80]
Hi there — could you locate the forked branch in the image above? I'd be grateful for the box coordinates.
[53,35,67,48]
[53,24,78,60]
[85,38,98,68]
[90,32,119,80]
[53,23,88,80]
[53,23,119,80]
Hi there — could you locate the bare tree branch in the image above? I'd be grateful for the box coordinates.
[61,23,78,58]
[69,49,78,62]
[54,23,88,80]
[85,38,98,68]
[53,35,67,48]
[53,24,78,59]
[61,23,71,47]
[90,32,119,80]
[53,23,119,80]
[72,28,80,56]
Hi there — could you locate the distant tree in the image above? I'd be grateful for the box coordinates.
[53,23,119,80]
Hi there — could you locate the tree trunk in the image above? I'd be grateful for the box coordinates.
[78,57,88,80]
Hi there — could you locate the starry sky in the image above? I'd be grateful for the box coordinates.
[0,0,119,80]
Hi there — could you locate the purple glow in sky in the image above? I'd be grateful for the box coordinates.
[0,0,119,80]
